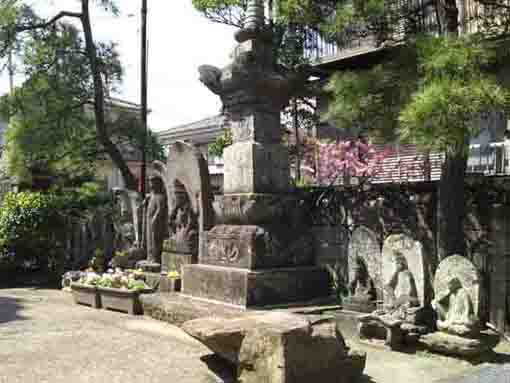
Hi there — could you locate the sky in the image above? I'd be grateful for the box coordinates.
[0,1,237,132]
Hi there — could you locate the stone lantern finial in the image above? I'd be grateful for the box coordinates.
[244,0,265,31]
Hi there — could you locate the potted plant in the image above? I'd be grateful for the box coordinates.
[96,270,152,315]
[71,272,101,308]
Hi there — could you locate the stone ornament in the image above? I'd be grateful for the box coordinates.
[348,226,382,299]
[382,234,425,307]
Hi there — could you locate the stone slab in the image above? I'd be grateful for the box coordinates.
[182,264,330,307]
[140,292,249,327]
[419,331,500,357]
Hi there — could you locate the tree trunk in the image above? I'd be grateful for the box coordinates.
[80,0,138,191]
[434,1,467,261]
[437,149,468,260]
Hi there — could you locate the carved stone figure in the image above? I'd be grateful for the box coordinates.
[381,251,420,315]
[432,277,479,337]
[358,249,431,349]
[349,257,376,302]
[142,176,168,265]
[420,255,498,357]
[168,190,198,254]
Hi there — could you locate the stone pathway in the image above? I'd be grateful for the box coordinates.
[0,288,508,383]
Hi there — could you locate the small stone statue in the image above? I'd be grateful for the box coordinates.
[168,191,198,254]
[142,176,168,265]
[375,250,419,321]
[349,257,376,302]
[432,277,479,337]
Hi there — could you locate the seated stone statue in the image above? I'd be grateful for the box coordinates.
[372,251,420,324]
[349,257,376,302]
[432,277,479,337]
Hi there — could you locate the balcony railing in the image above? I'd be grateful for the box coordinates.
[467,142,510,175]
[303,0,443,63]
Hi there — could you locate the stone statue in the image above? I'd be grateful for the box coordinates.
[142,176,168,265]
[369,250,419,322]
[168,190,198,254]
[358,249,429,349]
[432,277,479,337]
[349,257,376,302]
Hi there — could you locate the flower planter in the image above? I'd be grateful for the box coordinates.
[98,287,152,315]
[71,283,101,309]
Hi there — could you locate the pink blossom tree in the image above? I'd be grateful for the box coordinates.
[302,137,391,186]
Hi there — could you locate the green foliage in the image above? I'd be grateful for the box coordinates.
[325,36,509,151]
[208,129,233,157]
[0,185,112,269]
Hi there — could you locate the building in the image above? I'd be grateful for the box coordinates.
[157,115,225,193]
[305,1,510,183]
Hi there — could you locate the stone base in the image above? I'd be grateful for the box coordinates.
[140,292,247,326]
[161,251,195,273]
[182,264,330,307]
[136,261,161,273]
[357,316,430,350]
[419,331,500,357]
[159,278,181,293]
[342,298,376,314]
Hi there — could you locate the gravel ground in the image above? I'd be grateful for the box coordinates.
[0,288,234,383]
[1,288,508,383]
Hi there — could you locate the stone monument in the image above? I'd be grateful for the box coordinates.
[181,0,329,307]
[357,234,433,349]
[343,226,381,312]
[420,254,499,357]
[137,176,168,272]
[154,142,214,275]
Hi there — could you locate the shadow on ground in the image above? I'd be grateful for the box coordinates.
[0,295,27,324]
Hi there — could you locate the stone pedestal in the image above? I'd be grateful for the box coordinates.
[182,265,329,307]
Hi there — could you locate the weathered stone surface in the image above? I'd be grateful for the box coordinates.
[212,193,301,225]
[434,254,481,317]
[141,292,247,326]
[153,141,214,261]
[419,331,499,357]
[182,312,309,364]
[142,176,168,264]
[203,224,314,269]
[182,264,330,307]
[239,321,366,383]
[182,312,366,383]
[348,226,382,299]
[223,142,290,194]
[382,234,425,306]
[161,250,195,273]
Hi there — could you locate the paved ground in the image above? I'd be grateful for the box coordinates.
[0,288,235,383]
[1,288,509,383]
